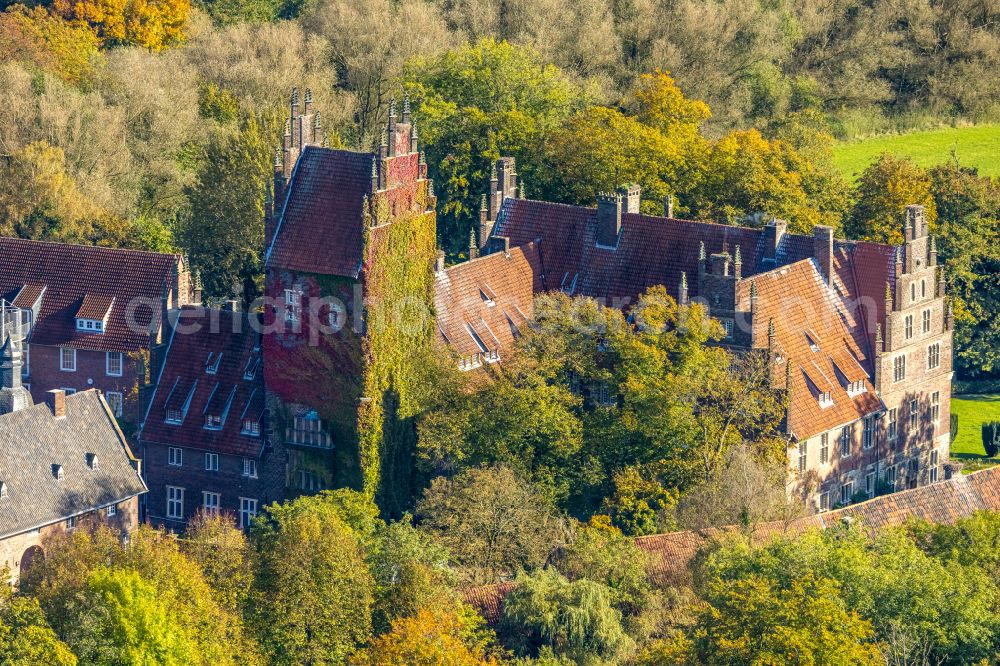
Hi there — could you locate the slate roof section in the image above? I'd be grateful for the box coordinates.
[739,258,884,439]
[141,307,265,458]
[434,243,544,360]
[463,466,1000,621]
[491,199,817,305]
[266,146,374,278]
[0,237,183,352]
[0,390,146,539]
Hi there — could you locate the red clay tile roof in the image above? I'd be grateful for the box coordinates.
[462,581,516,625]
[76,293,115,321]
[492,199,817,305]
[739,258,883,440]
[463,467,1000,621]
[266,146,374,278]
[0,237,183,353]
[141,307,265,458]
[434,243,544,360]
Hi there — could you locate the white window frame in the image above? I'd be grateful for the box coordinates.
[168,446,183,467]
[922,308,931,334]
[105,503,117,517]
[205,452,219,472]
[284,289,301,323]
[909,399,918,433]
[862,416,874,449]
[931,391,940,423]
[893,355,906,382]
[202,491,221,516]
[840,425,852,458]
[105,391,123,417]
[242,457,257,479]
[819,491,830,512]
[105,351,123,377]
[930,450,939,483]
[60,347,76,372]
[904,314,913,340]
[888,408,898,442]
[239,497,257,529]
[798,442,807,473]
[166,486,184,520]
[820,433,829,464]
[865,472,875,497]
[841,481,853,505]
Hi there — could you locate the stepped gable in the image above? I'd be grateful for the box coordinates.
[266,147,374,278]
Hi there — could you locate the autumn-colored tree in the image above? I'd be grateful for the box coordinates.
[0,584,76,666]
[182,512,255,614]
[53,0,188,49]
[249,493,375,665]
[626,69,710,148]
[846,153,937,245]
[352,608,496,666]
[0,5,101,83]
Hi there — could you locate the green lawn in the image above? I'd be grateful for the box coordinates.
[832,124,1000,181]
[950,395,1000,469]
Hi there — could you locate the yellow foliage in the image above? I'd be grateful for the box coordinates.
[0,5,101,83]
[352,609,496,666]
[53,0,188,49]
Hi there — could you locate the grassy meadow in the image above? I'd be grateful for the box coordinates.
[832,124,1000,181]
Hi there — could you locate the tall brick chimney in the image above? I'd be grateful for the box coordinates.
[813,225,834,287]
[763,218,787,262]
[622,184,641,214]
[596,191,624,248]
[481,157,518,250]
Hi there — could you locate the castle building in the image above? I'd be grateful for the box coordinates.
[0,334,145,583]
[139,306,283,530]
[435,158,953,510]
[264,90,436,503]
[0,238,195,436]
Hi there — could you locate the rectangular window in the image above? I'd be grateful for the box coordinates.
[205,452,219,472]
[922,308,931,334]
[819,492,830,512]
[22,344,29,377]
[931,391,940,423]
[885,465,896,487]
[284,289,301,323]
[721,319,734,340]
[866,472,875,497]
[820,433,829,464]
[904,315,913,339]
[841,481,854,506]
[862,416,874,449]
[106,351,123,377]
[798,442,808,473]
[888,408,898,442]
[202,492,220,516]
[166,409,183,424]
[60,387,76,395]
[840,425,853,458]
[242,457,257,479]
[106,503,117,517]
[241,419,260,436]
[60,347,76,372]
[927,343,940,370]
[893,355,906,382]
[168,447,182,467]
[105,391,123,417]
[205,414,222,430]
[166,486,184,520]
[930,450,939,483]
[909,399,918,433]
[239,497,257,529]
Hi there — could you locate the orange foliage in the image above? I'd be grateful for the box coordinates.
[0,4,101,82]
[52,0,188,50]
[352,609,497,666]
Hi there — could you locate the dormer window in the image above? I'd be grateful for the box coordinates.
[166,408,183,424]
[480,290,495,307]
[243,356,260,380]
[86,452,99,470]
[818,391,833,408]
[205,352,222,374]
[52,464,64,480]
[76,318,105,332]
[847,379,866,397]
[242,418,260,436]
[205,414,223,429]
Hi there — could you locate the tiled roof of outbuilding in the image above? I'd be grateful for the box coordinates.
[0,390,146,539]
[266,146,374,278]
[0,237,182,352]
[434,243,544,359]
[140,307,265,458]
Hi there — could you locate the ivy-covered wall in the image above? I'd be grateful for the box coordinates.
[360,180,437,513]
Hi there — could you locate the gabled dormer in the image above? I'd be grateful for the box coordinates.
[203,383,236,430]
[75,294,115,334]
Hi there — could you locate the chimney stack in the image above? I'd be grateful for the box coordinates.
[46,389,66,419]
[813,225,834,287]
[596,191,623,248]
[664,195,674,218]
[622,184,641,214]
[435,251,445,273]
[709,252,731,277]
[763,218,787,261]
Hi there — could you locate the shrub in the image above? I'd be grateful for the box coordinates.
[982,421,1000,458]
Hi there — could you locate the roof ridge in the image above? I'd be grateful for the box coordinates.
[0,235,181,261]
